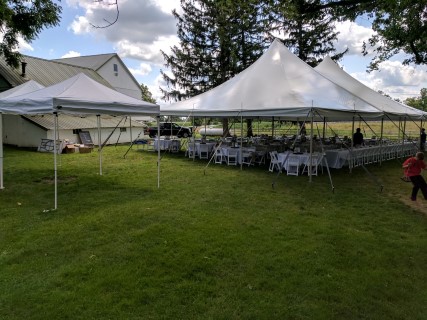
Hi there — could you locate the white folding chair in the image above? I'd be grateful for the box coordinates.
[302,154,322,176]
[186,143,196,158]
[199,144,210,159]
[242,151,254,166]
[169,140,180,153]
[286,155,300,176]
[214,148,224,164]
[227,148,238,165]
[268,151,282,172]
[253,151,266,165]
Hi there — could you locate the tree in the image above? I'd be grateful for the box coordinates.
[362,0,427,70]
[140,83,156,104]
[292,0,427,70]
[0,0,62,67]
[268,0,347,67]
[405,88,427,111]
[161,0,268,136]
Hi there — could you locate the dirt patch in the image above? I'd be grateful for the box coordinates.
[35,176,78,185]
[399,196,427,215]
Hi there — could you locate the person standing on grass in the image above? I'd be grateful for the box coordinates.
[402,152,427,201]
[420,128,426,151]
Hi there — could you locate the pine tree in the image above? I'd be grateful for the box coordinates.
[160,0,268,102]
[140,84,156,104]
[268,0,347,66]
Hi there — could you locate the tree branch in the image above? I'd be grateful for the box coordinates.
[90,0,119,29]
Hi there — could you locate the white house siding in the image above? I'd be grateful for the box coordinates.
[2,115,146,148]
[2,115,47,147]
[96,57,141,99]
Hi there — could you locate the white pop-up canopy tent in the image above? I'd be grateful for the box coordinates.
[161,39,384,121]
[0,80,46,189]
[314,56,425,120]
[0,73,160,209]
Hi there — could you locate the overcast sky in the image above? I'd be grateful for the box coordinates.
[18,0,427,103]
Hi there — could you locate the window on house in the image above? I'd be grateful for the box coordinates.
[120,127,127,132]
[113,63,118,76]
[73,129,82,134]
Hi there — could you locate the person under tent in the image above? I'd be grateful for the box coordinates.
[353,128,364,147]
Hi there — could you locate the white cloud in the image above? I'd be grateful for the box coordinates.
[129,63,152,76]
[351,61,427,100]
[61,50,81,58]
[334,20,375,56]
[69,0,178,63]
[115,35,179,65]
[17,36,34,52]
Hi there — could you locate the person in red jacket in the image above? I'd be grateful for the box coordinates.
[402,152,427,201]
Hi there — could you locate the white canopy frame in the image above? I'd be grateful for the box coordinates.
[0,74,160,209]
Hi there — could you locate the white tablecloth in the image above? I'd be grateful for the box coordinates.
[193,142,216,158]
[221,146,256,164]
[277,151,320,169]
[154,139,180,151]
[324,143,417,169]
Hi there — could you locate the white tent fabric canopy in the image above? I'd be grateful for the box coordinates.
[314,56,425,120]
[161,39,384,121]
[0,73,159,116]
[0,80,46,189]
[0,74,160,209]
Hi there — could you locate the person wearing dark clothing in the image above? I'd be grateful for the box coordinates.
[353,128,364,146]
[420,128,426,151]
[402,152,427,201]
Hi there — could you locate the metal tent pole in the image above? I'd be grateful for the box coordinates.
[53,113,58,210]
[97,115,103,176]
[309,109,314,182]
[0,113,4,189]
[157,116,160,188]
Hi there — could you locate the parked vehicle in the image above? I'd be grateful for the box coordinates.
[145,122,193,138]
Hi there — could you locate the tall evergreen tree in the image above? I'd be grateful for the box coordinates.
[268,0,347,67]
[140,83,156,104]
[160,0,268,102]
[160,0,268,136]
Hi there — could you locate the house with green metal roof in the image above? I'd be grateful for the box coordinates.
[0,53,150,148]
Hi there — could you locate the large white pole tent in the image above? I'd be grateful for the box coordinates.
[160,39,424,187]
[314,56,426,120]
[0,80,46,189]
[0,73,160,209]
[161,38,424,122]
[160,39,383,120]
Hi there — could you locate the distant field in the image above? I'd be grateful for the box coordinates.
[170,119,423,140]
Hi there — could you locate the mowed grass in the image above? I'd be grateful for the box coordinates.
[0,145,426,319]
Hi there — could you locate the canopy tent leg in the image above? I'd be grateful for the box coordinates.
[240,111,243,171]
[157,116,160,188]
[53,113,58,210]
[0,113,4,189]
[350,115,355,173]
[312,110,335,192]
[309,108,314,182]
[97,115,103,176]
[129,116,133,147]
[379,117,384,165]
[322,117,326,139]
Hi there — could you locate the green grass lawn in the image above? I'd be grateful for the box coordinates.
[1,145,426,319]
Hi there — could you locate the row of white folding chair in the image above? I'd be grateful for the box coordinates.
[214,148,238,165]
